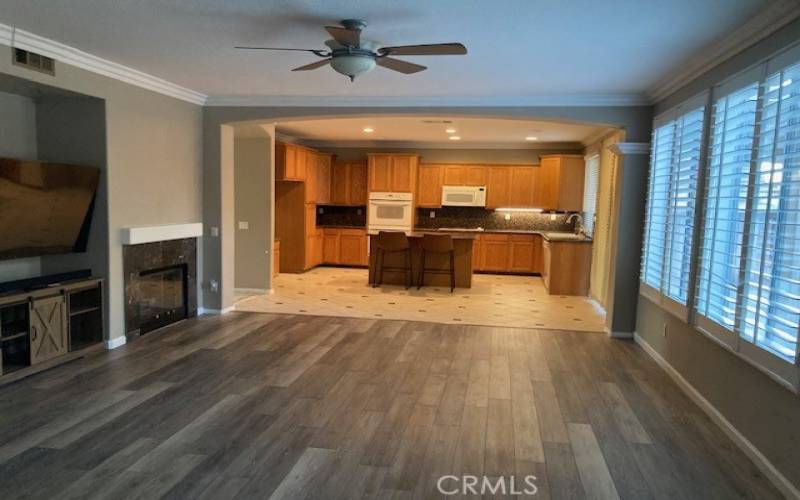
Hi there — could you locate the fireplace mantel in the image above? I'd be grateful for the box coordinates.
[121,223,203,245]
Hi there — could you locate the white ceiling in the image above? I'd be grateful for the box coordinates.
[0,0,773,100]
[276,116,607,146]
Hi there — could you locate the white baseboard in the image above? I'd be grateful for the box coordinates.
[104,336,127,350]
[633,332,800,500]
[199,306,235,315]
[234,288,268,294]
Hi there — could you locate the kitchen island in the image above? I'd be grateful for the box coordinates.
[368,231,476,288]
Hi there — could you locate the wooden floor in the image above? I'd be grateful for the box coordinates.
[0,312,781,499]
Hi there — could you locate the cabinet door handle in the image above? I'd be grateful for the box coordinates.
[31,326,37,341]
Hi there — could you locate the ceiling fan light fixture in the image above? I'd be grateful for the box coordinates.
[330,54,376,81]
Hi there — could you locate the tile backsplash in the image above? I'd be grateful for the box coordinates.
[415,206,575,232]
[316,205,367,227]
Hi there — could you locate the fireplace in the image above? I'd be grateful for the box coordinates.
[123,237,197,338]
[136,264,188,334]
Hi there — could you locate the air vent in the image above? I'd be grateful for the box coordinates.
[12,48,55,76]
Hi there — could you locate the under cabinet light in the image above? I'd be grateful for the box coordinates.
[494,208,544,213]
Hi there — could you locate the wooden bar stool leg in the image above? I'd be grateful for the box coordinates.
[449,250,455,293]
[418,249,425,290]
[375,249,384,287]
[404,249,411,289]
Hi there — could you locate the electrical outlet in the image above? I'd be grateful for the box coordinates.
[662,323,668,337]
[209,279,219,293]
[210,226,219,237]
[550,213,556,221]
[318,207,324,214]
[430,211,435,218]
[357,208,362,215]
[238,221,249,230]
[504,213,511,221]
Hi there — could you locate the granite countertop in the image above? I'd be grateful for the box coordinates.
[368,230,476,240]
[317,224,367,229]
[413,227,592,243]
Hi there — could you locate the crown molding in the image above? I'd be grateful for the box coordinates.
[204,93,651,108]
[286,138,584,151]
[608,142,650,156]
[0,23,207,105]
[647,0,800,103]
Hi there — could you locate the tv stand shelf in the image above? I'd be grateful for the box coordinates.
[0,277,104,384]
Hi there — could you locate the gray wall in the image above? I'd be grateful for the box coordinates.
[0,44,203,342]
[36,96,109,335]
[202,105,652,312]
[234,136,270,290]
[0,90,41,280]
[639,17,800,491]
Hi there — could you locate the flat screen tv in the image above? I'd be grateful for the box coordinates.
[0,158,100,260]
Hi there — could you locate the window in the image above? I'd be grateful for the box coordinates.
[689,49,800,386]
[641,99,706,314]
[582,154,600,236]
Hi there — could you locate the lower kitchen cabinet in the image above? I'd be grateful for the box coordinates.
[541,239,592,295]
[474,233,543,274]
[322,228,368,266]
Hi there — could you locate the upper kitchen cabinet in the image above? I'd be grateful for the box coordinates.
[486,166,512,208]
[535,155,585,211]
[276,142,311,181]
[316,153,333,204]
[331,161,368,206]
[304,153,318,203]
[368,154,419,193]
[441,165,489,187]
[417,164,445,207]
[508,166,536,207]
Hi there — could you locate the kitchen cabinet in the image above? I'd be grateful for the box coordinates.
[465,166,488,186]
[331,161,368,206]
[273,240,280,277]
[481,233,511,271]
[368,154,418,193]
[322,228,368,266]
[276,142,311,181]
[486,166,512,208]
[304,153,318,203]
[509,166,536,207]
[541,238,592,295]
[316,153,332,204]
[417,164,444,207]
[29,295,68,365]
[536,155,585,211]
[473,232,542,274]
[443,165,466,186]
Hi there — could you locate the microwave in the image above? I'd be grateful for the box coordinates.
[441,186,487,207]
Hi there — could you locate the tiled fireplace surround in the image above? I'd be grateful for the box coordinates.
[123,237,198,338]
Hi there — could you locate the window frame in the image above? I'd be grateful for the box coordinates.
[641,91,709,321]
[642,42,800,393]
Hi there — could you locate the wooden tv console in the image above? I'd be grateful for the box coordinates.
[0,277,104,385]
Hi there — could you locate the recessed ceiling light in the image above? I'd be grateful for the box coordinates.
[363,127,374,133]
[449,136,461,141]
[445,128,457,134]
[525,136,538,141]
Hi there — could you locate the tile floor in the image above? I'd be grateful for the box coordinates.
[235,266,606,332]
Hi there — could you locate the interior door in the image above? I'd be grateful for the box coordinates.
[29,294,68,364]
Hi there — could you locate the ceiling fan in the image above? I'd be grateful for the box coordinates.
[235,19,467,81]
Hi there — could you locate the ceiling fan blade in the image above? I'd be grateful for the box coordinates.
[325,26,361,47]
[291,59,332,71]
[376,57,427,74]
[379,43,467,56]
[235,46,322,52]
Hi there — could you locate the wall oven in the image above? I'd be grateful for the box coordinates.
[368,192,413,232]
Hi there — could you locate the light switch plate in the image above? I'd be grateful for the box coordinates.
[238,221,249,230]
[550,213,557,221]
[504,213,511,221]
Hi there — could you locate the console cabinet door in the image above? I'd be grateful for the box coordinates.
[29,295,68,365]
[509,235,535,272]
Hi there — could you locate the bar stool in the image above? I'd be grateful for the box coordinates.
[418,234,456,293]
[373,231,412,289]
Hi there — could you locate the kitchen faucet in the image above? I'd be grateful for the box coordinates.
[566,213,584,235]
